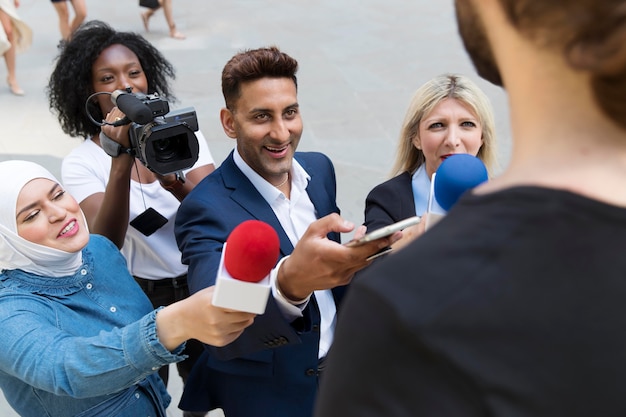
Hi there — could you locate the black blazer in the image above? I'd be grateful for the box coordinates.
[364,171,416,232]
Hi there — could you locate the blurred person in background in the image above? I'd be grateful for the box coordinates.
[50,0,87,41]
[0,0,31,96]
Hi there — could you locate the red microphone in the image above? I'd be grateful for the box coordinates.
[212,220,280,313]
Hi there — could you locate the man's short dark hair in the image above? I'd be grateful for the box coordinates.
[221,46,298,110]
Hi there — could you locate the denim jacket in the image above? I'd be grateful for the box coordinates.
[0,235,186,417]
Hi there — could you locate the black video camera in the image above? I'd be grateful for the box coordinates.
[112,91,200,175]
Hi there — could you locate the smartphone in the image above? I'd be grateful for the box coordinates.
[345,215,422,247]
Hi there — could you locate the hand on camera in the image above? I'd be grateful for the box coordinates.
[101,108,132,149]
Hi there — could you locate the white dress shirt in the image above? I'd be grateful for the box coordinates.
[233,149,336,358]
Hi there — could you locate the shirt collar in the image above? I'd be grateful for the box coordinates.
[233,148,311,204]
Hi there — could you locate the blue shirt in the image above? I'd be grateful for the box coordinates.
[411,164,431,216]
[0,235,186,417]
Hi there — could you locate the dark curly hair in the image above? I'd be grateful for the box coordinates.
[47,20,176,139]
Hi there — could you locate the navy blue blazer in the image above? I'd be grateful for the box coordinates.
[364,171,416,232]
[175,151,343,417]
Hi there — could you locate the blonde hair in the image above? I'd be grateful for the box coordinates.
[390,74,498,177]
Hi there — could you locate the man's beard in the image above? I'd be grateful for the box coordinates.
[455,0,503,87]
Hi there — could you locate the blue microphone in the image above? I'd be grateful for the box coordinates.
[425,154,488,229]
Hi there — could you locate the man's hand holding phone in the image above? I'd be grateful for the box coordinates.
[345,216,422,260]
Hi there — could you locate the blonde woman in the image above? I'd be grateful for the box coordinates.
[363,73,498,249]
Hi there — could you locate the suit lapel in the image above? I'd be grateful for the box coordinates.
[221,154,295,256]
[297,155,334,218]
[222,153,347,308]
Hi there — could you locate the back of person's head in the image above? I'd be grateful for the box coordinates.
[390,73,497,177]
[496,0,626,130]
[222,46,299,110]
[47,20,175,139]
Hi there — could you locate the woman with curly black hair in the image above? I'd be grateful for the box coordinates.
[48,19,176,140]
[47,20,214,417]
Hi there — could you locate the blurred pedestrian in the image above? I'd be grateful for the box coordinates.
[50,0,87,41]
[0,0,31,96]
[141,0,185,40]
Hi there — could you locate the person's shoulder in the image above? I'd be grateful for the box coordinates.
[85,235,135,274]
[0,271,55,309]
[0,281,53,317]
[295,151,333,168]
[180,163,229,212]
[190,162,225,191]
[367,172,411,199]
[62,139,106,170]
[63,138,101,158]
[373,172,411,189]
[355,205,506,323]
[87,234,121,254]
[0,273,8,290]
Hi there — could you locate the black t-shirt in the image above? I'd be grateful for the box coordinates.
[315,186,626,417]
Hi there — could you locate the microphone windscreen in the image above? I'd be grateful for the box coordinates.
[112,91,154,124]
[434,154,488,211]
[224,220,280,283]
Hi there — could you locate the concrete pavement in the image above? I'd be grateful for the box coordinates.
[0,1,511,416]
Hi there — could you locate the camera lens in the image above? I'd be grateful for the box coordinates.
[140,119,199,175]
[152,136,183,162]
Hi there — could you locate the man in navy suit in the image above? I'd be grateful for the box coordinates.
[174,46,395,417]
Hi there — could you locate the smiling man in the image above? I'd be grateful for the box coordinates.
[175,46,395,417]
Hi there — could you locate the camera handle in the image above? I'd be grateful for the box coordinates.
[99,131,135,158]
[160,170,186,194]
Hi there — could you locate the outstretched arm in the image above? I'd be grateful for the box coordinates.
[156,286,255,350]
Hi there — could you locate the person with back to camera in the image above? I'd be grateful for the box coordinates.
[0,159,255,417]
[174,46,399,417]
[314,0,626,416]
[363,73,498,251]
[47,20,215,416]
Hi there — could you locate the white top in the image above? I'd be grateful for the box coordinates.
[233,149,336,358]
[62,131,214,279]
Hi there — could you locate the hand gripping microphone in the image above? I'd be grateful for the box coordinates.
[425,153,488,229]
[111,90,154,125]
[212,220,280,314]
